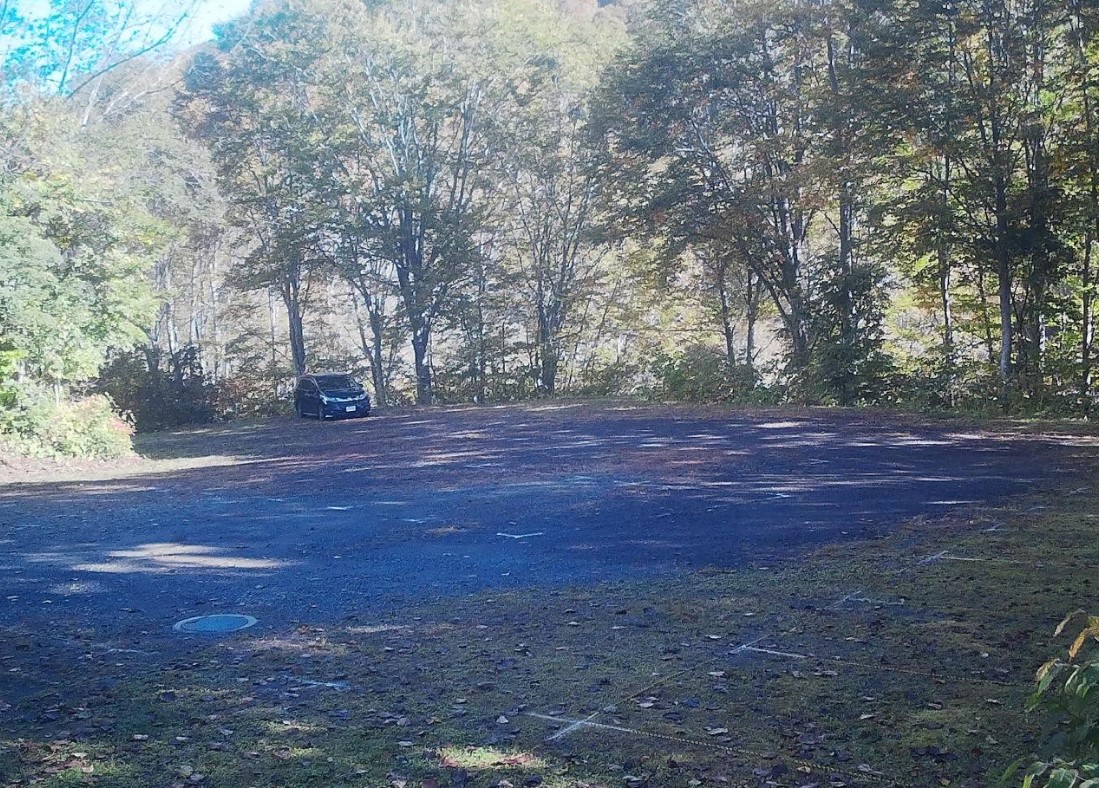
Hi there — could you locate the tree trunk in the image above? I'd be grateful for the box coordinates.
[745,269,761,371]
[984,9,1014,410]
[975,265,997,364]
[282,262,308,378]
[351,288,388,407]
[995,186,1013,409]
[837,186,856,407]
[938,244,956,407]
[411,329,432,405]
[1020,7,1052,404]
[368,303,388,407]
[392,202,436,406]
[472,268,487,403]
[267,288,279,401]
[1083,239,1095,416]
[827,32,857,407]
[538,343,558,396]
[716,261,737,372]
[1071,0,1097,415]
[534,274,557,396]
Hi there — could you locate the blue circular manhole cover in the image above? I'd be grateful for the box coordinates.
[173,614,257,634]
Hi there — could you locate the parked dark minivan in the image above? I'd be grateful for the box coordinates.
[294,374,371,420]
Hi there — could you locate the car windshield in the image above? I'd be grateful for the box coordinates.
[314,375,358,390]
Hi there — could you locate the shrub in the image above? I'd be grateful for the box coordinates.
[651,344,762,404]
[0,387,132,459]
[212,372,290,419]
[1010,612,1099,787]
[573,358,643,398]
[98,347,220,432]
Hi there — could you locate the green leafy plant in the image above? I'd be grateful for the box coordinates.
[651,345,762,404]
[1011,612,1099,787]
[0,386,132,459]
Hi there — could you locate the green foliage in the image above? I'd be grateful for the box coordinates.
[98,347,220,432]
[0,387,132,458]
[0,347,25,410]
[8,0,1099,422]
[1014,612,1099,788]
[0,118,161,455]
[573,358,642,398]
[212,374,291,420]
[433,359,535,404]
[0,209,101,385]
[796,261,898,406]
[651,345,762,404]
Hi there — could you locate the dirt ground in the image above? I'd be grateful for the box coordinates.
[0,403,1096,787]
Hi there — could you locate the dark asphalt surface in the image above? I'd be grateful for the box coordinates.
[0,404,1088,651]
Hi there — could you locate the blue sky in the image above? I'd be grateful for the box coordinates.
[12,0,253,47]
[174,0,255,46]
[176,0,255,45]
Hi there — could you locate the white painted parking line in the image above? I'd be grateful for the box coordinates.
[921,549,1027,566]
[919,549,949,564]
[742,645,807,659]
[542,710,600,741]
[942,554,1025,564]
[526,712,893,784]
[847,594,905,606]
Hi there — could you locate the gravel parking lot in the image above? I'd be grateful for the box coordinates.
[0,404,1086,650]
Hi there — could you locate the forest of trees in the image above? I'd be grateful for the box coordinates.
[2,0,1098,455]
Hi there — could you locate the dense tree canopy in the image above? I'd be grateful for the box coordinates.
[2,0,1099,452]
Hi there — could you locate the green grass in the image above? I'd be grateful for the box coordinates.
[2,488,1098,787]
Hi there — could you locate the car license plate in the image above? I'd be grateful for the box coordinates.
[345,405,355,412]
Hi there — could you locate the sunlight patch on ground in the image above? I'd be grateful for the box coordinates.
[47,580,104,595]
[437,745,546,770]
[73,543,287,573]
[344,624,412,635]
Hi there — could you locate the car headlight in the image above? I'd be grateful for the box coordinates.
[320,395,330,404]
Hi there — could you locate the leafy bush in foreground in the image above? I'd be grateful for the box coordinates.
[1012,612,1099,787]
